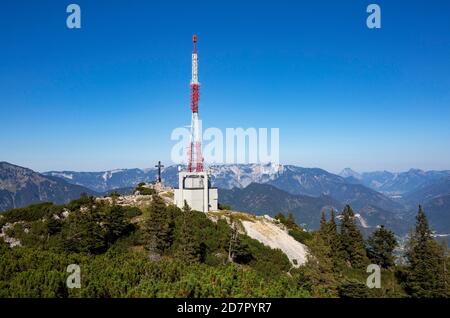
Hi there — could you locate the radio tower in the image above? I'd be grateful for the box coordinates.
[174,35,218,213]
[187,34,203,172]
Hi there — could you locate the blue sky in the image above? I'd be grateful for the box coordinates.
[0,0,449,173]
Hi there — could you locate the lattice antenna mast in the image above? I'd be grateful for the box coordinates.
[187,34,203,172]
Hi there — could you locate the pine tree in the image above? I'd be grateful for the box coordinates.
[103,205,129,244]
[405,206,448,297]
[326,210,342,268]
[366,225,397,268]
[61,208,106,254]
[227,219,251,264]
[286,212,296,228]
[301,232,338,297]
[315,210,343,271]
[339,205,368,269]
[319,211,327,233]
[174,203,200,263]
[329,210,337,236]
[274,213,286,224]
[328,210,340,250]
[144,194,172,254]
[228,220,239,263]
[338,279,371,298]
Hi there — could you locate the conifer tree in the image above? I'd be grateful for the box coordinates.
[174,203,200,263]
[103,205,129,244]
[301,232,338,297]
[329,210,337,236]
[62,208,106,254]
[366,225,397,268]
[329,210,340,248]
[286,212,296,228]
[326,210,342,267]
[227,219,251,264]
[228,218,253,264]
[228,220,240,263]
[319,211,327,234]
[405,206,448,297]
[144,194,172,254]
[339,205,368,269]
[315,210,342,270]
[338,279,371,298]
[275,212,286,224]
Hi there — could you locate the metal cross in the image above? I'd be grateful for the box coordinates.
[155,161,164,183]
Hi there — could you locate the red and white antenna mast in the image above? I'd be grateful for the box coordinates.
[187,34,203,172]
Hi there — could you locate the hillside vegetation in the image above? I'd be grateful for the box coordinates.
[0,194,449,298]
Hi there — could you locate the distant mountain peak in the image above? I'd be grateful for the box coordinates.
[407,168,425,174]
[339,168,362,180]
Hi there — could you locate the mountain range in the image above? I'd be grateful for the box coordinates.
[339,167,450,197]
[1,162,449,236]
[219,183,343,229]
[0,162,97,211]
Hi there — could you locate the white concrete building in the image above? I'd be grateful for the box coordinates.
[174,171,218,212]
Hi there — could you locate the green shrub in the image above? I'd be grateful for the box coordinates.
[288,228,313,245]
[1,202,59,224]
[218,203,232,210]
[123,206,142,219]
[135,185,155,195]
[338,279,370,298]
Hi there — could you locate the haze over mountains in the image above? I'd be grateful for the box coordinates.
[340,167,450,197]
[1,161,449,236]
